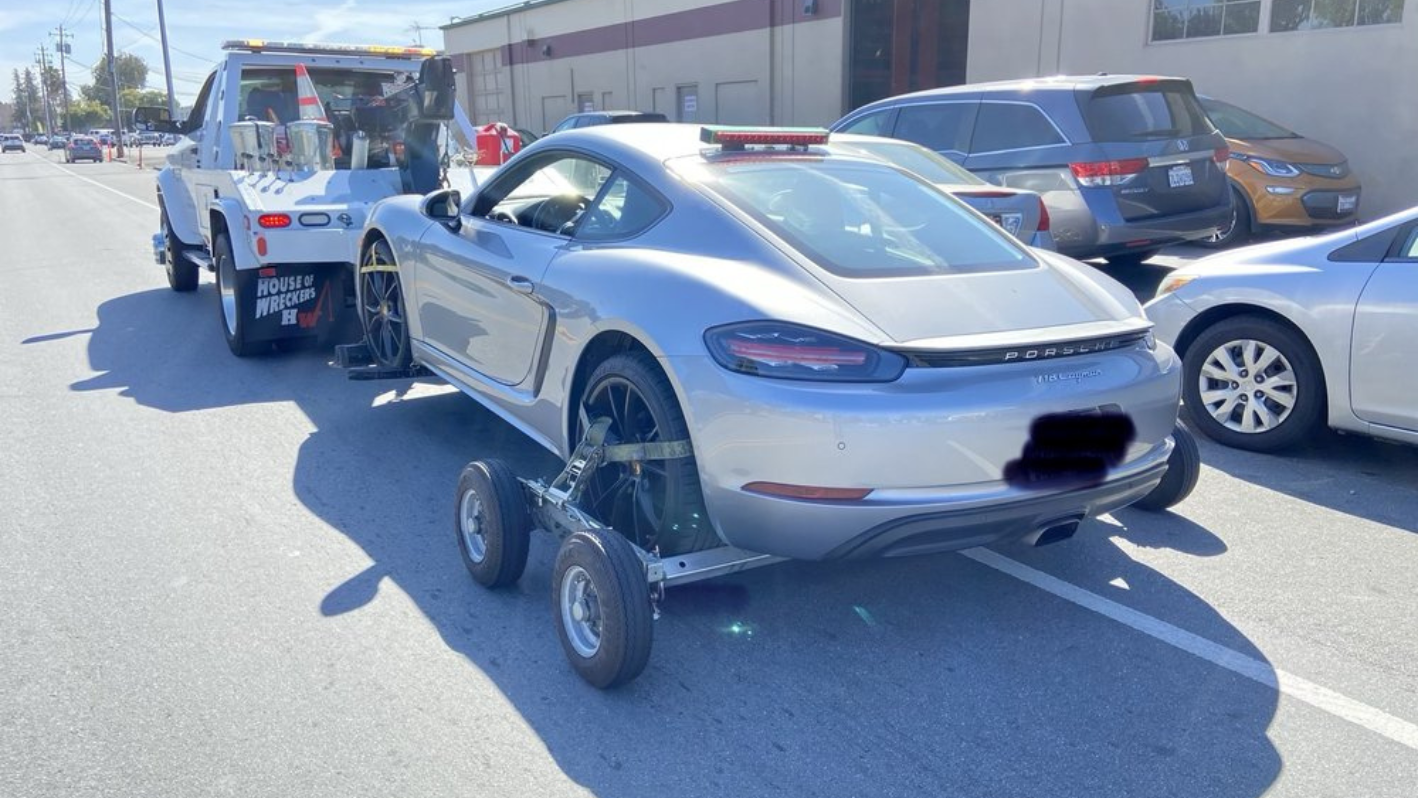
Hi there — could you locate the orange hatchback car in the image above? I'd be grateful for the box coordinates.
[1199,96,1361,248]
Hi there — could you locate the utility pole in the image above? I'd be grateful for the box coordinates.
[34,46,55,134]
[155,0,179,120]
[51,26,72,131]
[102,0,125,157]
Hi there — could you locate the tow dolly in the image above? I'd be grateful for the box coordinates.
[335,341,784,688]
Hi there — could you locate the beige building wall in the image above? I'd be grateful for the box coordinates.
[968,0,1418,218]
[443,0,844,135]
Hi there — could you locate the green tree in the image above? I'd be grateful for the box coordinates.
[10,70,29,130]
[66,98,112,132]
[85,53,150,108]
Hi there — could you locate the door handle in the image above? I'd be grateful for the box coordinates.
[507,275,535,294]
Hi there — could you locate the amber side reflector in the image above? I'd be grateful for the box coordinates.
[742,482,872,501]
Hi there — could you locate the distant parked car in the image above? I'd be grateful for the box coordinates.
[1,134,25,153]
[65,136,103,163]
[548,110,668,136]
[832,75,1233,265]
[1146,206,1418,451]
[833,133,1055,250]
[1197,96,1361,249]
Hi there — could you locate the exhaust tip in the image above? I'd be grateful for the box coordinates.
[1032,519,1082,547]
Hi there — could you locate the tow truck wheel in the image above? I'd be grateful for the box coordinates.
[214,232,260,357]
[455,459,531,589]
[162,209,198,292]
[1132,422,1201,512]
[552,528,653,689]
[358,239,412,369]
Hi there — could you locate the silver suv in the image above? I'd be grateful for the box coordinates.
[832,75,1233,265]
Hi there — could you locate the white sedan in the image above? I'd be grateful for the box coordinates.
[1146,207,1418,451]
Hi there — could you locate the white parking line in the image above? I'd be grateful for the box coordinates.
[962,547,1418,752]
[30,151,159,211]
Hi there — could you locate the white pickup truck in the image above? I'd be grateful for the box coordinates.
[137,40,465,356]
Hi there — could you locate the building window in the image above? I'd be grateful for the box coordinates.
[1270,0,1404,32]
[1151,0,1262,41]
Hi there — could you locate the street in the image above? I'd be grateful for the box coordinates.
[2,148,1416,797]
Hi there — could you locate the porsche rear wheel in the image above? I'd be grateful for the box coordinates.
[577,352,717,557]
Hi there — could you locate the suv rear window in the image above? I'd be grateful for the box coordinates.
[1084,81,1215,141]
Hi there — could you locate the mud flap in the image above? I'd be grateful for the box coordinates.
[240,264,345,342]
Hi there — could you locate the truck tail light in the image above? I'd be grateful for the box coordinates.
[1069,158,1147,187]
[257,213,291,228]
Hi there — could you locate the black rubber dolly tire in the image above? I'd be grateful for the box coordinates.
[162,206,199,292]
[1198,187,1250,250]
[358,239,413,369]
[1104,248,1162,267]
[454,459,531,589]
[213,232,261,357]
[577,352,717,556]
[1132,422,1202,512]
[1181,315,1324,452]
[552,528,654,689]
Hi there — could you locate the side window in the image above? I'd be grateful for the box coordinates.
[971,103,1065,153]
[837,109,897,136]
[892,103,976,154]
[551,116,579,134]
[573,174,668,242]
[476,153,613,235]
[1397,226,1418,261]
[185,72,216,132]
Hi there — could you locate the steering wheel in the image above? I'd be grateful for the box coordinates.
[489,209,517,224]
[530,194,588,233]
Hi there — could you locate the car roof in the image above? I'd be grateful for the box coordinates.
[870,73,1191,102]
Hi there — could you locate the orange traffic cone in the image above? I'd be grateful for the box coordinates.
[294,63,342,159]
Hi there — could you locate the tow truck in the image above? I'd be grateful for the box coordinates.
[135,40,469,356]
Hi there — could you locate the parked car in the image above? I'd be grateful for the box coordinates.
[832,75,1232,265]
[833,133,1055,249]
[1,134,24,153]
[65,136,103,163]
[358,123,1198,685]
[548,110,668,136]
[1146,206,1418,451]
[1197,96,1361,248]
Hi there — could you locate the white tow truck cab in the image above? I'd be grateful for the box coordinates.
[136,40,461,356]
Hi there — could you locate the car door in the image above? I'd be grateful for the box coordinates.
[414,151,613,386]
[1350,221,1418,431]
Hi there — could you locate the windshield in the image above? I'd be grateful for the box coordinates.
[832,139,987,186]
[1199,97,1299,140]
[676,157,1031,278]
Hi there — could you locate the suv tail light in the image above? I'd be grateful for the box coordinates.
[1213,147,1230,164]
[704,322,906,383]
[1069,158,1147,187]
[1036,197,1051,232]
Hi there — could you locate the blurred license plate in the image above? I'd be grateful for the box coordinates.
[1338,195,1357,213]
[988,212,1025,236]
[1167,164,1194,188]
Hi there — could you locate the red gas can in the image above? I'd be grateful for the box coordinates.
[475,123,522,165]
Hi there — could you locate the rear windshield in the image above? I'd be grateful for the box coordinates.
[833,140,986,186]
[674,157,1032,278]
[1084,81,1216,141]
[1199,98,1298,140]
[611,114,667,124]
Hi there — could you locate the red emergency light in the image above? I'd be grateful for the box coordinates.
[701,126,830,150]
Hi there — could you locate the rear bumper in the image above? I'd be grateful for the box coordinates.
[1063,201,1233,259]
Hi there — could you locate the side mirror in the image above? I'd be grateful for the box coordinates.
[420,188,462,231]
[416,57,457,121]
[133,106,184,135]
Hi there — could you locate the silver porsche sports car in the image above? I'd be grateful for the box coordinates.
[358,124,1191,562]
[1146,206,1418,452]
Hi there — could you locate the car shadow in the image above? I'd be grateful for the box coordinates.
[73,286,1283,798]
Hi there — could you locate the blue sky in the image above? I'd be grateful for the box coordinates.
[1,0,507,104]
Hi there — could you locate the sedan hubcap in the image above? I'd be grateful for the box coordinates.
[560,565,601,658]
[1198,338,1297,434]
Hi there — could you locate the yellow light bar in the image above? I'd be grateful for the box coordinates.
[221,40,438,59]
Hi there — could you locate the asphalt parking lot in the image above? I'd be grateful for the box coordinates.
[2,148,1415,797]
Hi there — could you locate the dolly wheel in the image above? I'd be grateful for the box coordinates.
[455,459,531,588]
[1132,423,1202,512]
[552,528,654,689]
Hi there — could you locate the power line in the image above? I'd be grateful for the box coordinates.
[110,11,215,64]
